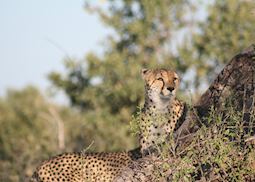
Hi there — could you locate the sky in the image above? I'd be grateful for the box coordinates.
[0,0,209,104]
[0,0,109,102]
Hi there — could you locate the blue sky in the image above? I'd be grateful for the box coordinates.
[0,0,108,101]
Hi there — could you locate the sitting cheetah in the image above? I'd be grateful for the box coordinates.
[30,68,185,182]
[138,68,185,155]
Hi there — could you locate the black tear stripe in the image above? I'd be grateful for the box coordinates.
[149,79,165,91]
[149,79,157,88]
[160,72,165,92]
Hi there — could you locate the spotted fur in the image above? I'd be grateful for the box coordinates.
[139,68,185,155]
[30,68,184,181]
[30,148,141,182]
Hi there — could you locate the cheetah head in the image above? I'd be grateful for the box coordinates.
[141,68,179,104]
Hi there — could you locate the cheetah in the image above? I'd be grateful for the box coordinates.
[30,148,141,182]
[30,68,185,182]
[138,68,185,155]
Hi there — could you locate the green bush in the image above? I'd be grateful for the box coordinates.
[139,104,255,181]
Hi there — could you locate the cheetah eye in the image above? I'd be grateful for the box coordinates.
[173,77,178,81]
[157,78,163,81]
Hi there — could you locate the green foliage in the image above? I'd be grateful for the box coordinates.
[150,106,255,181]
[180,0,255,89]
[0,86,136,181]
[49,0,193,155]
[50,0,193,112]
[129,106,142,136]
[49,0,255,154]
[1,0,255,181]
[0,87,57,181]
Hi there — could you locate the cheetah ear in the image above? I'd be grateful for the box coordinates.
[141,68,149,79]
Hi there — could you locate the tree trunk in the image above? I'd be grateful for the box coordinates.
[176,44,255,148]
[114,45,255,182]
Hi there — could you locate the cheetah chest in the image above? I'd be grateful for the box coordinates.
[144,112,177,142]
[139,100,184,153]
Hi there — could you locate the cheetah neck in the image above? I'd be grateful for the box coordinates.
[144,94,175,114]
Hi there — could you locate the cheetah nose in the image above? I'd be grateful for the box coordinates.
[167,87,175,92]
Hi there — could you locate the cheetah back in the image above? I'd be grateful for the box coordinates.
[31,151,136,182]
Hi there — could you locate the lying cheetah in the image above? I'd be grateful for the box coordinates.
[30,148,141,182]
[138,68,185,155]
[31,68,185,182]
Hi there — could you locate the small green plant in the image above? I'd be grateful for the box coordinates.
[173,105,255,181]
[129,106,142,136]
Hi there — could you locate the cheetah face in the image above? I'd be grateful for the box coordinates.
[141,68,179,102]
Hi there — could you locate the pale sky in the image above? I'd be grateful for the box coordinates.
[0,0,209,103]
[0,0,108,102]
